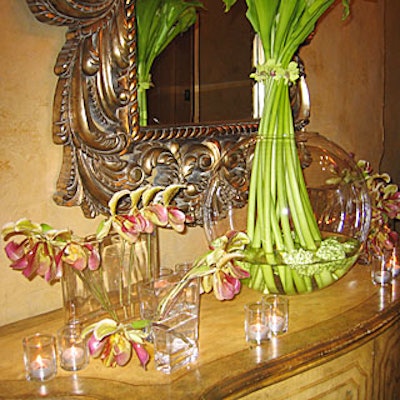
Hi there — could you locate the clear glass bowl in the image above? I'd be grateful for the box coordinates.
[203,132,371,295]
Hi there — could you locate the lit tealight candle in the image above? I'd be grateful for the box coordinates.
[23,333,57,381]
[58,323,89,371]
[245,303,270,345]
[374,270,391,285]
[388,251,400,278]
[269,314,285,334]
[30,355,54,380]
[248,322,269,343]
[61,345,85,370]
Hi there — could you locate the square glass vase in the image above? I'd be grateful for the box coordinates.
[153,311,199,375]
[148,276,200,374]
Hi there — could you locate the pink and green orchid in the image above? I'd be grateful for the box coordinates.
[320,158,400,261]
[1,218,100,283]
[157,231,250,317]
[96,185,187,243]
[357,160,400,257]
[200,231,251,300]
[83,318,151,369]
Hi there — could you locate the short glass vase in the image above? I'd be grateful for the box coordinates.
[138,274,201,374]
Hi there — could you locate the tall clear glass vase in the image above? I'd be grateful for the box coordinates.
[62,230,159,325]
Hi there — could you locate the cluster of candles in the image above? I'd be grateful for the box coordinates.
[20,251,400,381]
[23,323,89,382]
[245,295,289,345]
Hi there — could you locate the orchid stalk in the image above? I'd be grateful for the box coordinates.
[222,0,351,294]
[136,0,203,126]
[95,184,187,317]
[157,231,250,318]
[0,218,122,320]
[96,184,187,243]
[1,219,100,283]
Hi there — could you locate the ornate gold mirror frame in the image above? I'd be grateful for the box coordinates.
[26,0,308,224]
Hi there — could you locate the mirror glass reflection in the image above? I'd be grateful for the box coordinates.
[146,0,254,126]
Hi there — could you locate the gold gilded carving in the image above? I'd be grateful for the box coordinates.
[124,123,259,224]
[27,0,139,218]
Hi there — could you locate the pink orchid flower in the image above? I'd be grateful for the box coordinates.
[158,231,251,315]
[96,185,188,245]
[5,240,30,271]
[113,213,154,243]
[87,333,106,358]
[101,333,132,367]
[85,243,101,270]
[60,241,101,275]
[167,206,186,232]
[88,330,132,368]
[84,318,150,369]
[62,242,90,271]
[132,342,150,369]
[2,219,102,283]
[143,204,169,227]
[213,269,241,300]
[358,160,400,257]
[5,240,55,281]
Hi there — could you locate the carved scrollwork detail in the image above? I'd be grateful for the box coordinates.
[27,0,139,217]
[122,129,258,224]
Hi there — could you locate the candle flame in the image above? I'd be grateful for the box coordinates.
[388,248,399,270]
[35,355,45,367]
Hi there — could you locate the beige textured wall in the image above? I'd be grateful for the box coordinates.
[302,0,384,167]
[0,1,100,325]
[0,0,385,326]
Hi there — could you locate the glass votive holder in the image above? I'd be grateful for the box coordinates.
[57,323,89,371]
[244,302,270,345]
[371,253,392,286]
[23,333,57,381]
[263,295,289,336]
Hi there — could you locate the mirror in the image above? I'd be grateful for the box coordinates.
[26,0,308,224]
[146,0,254,125]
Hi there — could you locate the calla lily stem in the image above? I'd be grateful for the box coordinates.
[222,0,351,294]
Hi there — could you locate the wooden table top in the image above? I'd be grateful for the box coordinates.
[0,264,399,399]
